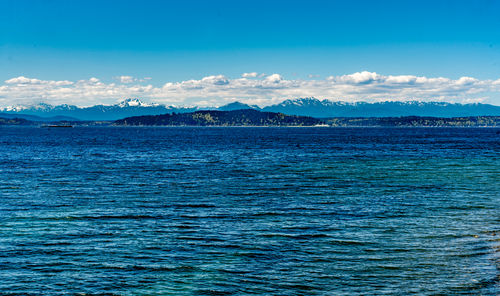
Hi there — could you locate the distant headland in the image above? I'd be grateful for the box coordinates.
[1,109,499,127]
[113,109,322,126]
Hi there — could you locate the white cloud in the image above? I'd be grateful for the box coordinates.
[264,74,283,83]
[5,76,73,86]
[117,75,135,83]
[334,71,382,84]
[201,75,229,85]
[242,72,258,78]
[385,75,417,84]
[456,76,478,85]
[5,76,41,84]
[1,72,500,108]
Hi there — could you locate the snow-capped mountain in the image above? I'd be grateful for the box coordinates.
[0,99,197,121]
[117,98,159,108]
[2,97,500,120]
[262,97,500,118]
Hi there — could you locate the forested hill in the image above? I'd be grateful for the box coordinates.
[0,117,34,125]
[113,109,322,126]
[325,116,500,127]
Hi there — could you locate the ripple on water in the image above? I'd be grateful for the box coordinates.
[0,126,499,295]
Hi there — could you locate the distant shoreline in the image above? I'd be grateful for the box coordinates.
[1,111,500,128]
[1,124,500,129]
[112,110,500,128]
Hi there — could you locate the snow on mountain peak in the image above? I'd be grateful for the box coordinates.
[281,97,322,106]
[117,98,157,107]
[2,102,55,112]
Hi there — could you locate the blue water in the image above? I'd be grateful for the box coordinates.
[0,127,499,295]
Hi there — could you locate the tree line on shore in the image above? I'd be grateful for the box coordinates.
[1,109,499,127]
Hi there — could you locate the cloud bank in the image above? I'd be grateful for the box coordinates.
[1,71,500,107]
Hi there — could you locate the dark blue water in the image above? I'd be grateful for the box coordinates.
[0,127,499,295]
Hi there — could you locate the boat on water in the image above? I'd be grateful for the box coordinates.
[41,125,73,128]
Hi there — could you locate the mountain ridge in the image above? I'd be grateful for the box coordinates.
[3,97,500,120]
[261,98,500,118]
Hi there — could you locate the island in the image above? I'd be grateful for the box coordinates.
[113,109,322,126]
[0,117,33,125]
[325,116,500,127]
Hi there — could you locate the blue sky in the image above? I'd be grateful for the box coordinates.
[1,0,500,106]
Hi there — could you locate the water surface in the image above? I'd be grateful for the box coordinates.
[0,127,499,295]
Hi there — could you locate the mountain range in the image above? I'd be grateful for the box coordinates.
[261,98,500,118]
[0,99,197,121]
[2,98,500,121]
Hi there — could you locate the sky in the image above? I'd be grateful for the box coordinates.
[1,0,500,107]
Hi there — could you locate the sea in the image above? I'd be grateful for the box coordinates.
[0,126,499,295]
